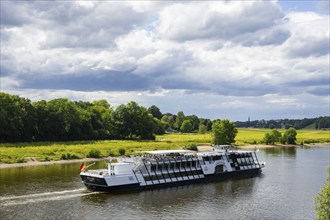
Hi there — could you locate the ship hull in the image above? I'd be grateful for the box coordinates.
[81,168,262,193]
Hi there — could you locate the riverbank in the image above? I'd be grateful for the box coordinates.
[1,143,328,169]
[0,157,113,169]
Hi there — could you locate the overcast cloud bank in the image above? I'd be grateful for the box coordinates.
[1,1,329,120]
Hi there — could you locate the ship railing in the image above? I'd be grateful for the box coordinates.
[134,155,199,163]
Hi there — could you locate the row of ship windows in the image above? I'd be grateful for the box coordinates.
[229,153,255,159]
[143,170,203,181]
[149,161,200,172]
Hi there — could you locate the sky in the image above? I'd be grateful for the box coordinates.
[1,0,329,121]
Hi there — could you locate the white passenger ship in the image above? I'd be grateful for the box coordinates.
[80,145,265,192]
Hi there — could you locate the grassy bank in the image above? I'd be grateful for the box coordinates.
[0,129,329,164]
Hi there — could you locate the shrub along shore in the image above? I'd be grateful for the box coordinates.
[0,129,329,168]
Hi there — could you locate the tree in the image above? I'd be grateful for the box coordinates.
[151,117,165,135]
[200,118,213,131]
[0,93,36,142]
[175,111,185,130]
[263,129,282,145]
[282,128,297,144]
[180,120,193,133]
[198,124,207,134]
[263,132,275,145]
[161,115,175,129]
[186,115,199,131]
[148,105,162,120]
[212,119,238,145]
[110,101,156,140]
[315,167,330,220]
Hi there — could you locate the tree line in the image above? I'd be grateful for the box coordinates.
[0,92,213,142]
[235,117,330,130]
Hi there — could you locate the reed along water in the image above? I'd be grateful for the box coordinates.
[0,146,329,219]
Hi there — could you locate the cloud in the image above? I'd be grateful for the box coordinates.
[282,12,329,58]
[157,1,284,41]
[1,0,329,120]
[19,70,152,92]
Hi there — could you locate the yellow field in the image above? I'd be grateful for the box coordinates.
[0,129,329,164]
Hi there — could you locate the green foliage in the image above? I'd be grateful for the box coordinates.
[1,93,160,142]
[198,124,207,134]
[0,92,36,142]
[15,157,27,163]
[152,117,165,135]
[175,111,185,130]
[186,143,198,151]
[212,119,238,145]
[185,115,199,131]
[60,153,80,160]
[161,115,175,129]
[108,150,116,157]
[0,130,329,164]
[199,118,213,131]
[315,167,330,220]
[236,117,330,130]
[118,148,126,156]
[148,105,163,120]
[315,117,330,129]
[87,149,102,158]
[180,120,193,133]
[282,128,297,144]
[110,101,156,140]
[263,129,282,145]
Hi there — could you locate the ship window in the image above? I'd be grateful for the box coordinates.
[151,164,156,172]
[215,165,223,173]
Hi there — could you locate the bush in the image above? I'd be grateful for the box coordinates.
[118,148,126,156]
[186,144,198,151]
[15,157,27,163]
[108,150,115,157]
[263,129,282,145]
[87,149,102,158]
[61,153,80,160]
[315,167,330,220]
[44,156,50,161]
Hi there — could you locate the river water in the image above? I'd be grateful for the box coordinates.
[0,146,329,219]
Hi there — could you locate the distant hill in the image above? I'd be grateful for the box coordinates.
[235,117,330,130]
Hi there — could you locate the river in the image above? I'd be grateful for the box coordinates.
[0,146,329,219]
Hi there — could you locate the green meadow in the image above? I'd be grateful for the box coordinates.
[0,129,329,164]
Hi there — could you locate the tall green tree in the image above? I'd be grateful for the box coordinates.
[175,111,185,130]
[212,119,238,145]
[0,93,36,142]
[161,114,175,129]
[198,124,207,134]
[148,105,162,120]
[41,98,81,141]
[180,120,193,133]
[186,115,199,131]
[110,101,155,140]
[152,117,165,135]
[199,118,213,131]
[282,128,297,144]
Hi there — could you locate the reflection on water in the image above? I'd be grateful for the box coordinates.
[0,146,329,219]
[262,146,297,157]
